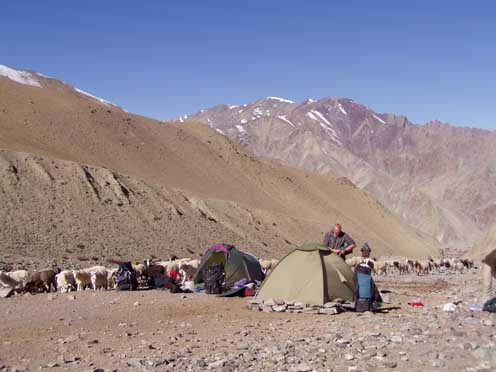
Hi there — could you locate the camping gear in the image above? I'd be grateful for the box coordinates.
[205,262,225,294]
[408,301,424,307]
[115,262,138,291]
[354,263,382,312]
[217,286,246,297]
[193,244,265,291]
[255,243,356,306]
[483,297,496,313]
[184,281,195,292]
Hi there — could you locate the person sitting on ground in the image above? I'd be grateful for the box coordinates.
[323,223,356,259]
[166,265,182,293]
[482,248,496,303]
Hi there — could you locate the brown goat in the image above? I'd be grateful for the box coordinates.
[25,269,58,293]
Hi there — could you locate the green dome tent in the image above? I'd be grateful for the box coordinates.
[193,244,265,288]
[255,243,356,306]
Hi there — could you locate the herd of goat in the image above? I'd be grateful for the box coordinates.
[0,255,475,295]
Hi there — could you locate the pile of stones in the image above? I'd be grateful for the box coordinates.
[247,298,353,314]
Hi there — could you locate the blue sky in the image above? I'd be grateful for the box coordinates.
[1,1,495,129]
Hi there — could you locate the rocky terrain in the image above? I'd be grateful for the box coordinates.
[0,269,494,372]
[471,225,496,258]
[0,66,439,268]
[178,97,496,249]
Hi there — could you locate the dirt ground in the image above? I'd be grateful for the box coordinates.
[0,270,495,372]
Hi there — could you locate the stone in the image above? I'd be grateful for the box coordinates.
[274,298,285,305]
[319,307,339,315]
[133,301,140,307]
[472,347,490,360]
[390,335,403,343]
[298,363,312,372]
[368,332,382,337]
[344,353,355,361]
[324,302,339,308]
[209,359,226,368]
[0,288,14,298]
[432,360,445,368]
[383,361,397,368]
[273,305,287,312]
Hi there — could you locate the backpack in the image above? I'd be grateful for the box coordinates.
[115,262,138,291]
[204,263,224,294]
[354,264,381,312]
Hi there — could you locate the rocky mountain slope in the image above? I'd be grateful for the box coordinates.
[178,97,496,248]
[0,66,438,268]
[470,225,496,258]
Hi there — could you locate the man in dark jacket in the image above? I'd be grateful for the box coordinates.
[323,223,356,259]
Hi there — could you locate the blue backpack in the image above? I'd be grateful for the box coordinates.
[356,264,373,299]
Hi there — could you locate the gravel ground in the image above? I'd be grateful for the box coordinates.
[0,269,494,372]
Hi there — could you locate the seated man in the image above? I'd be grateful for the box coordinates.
[483,248,496,303]
[323,223,356,259]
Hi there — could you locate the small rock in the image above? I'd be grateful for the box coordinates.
[383,361,397,368]
[432,360,445,368]
[133,301,140,307]
[390,335,403,343]
[273,305,287,312]
[298,363,312,372]
[344,353,355,361]
[209,359,226,368]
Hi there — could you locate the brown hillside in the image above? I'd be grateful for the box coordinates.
[0,70,439,267]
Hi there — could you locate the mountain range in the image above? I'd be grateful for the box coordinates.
[0,65,439,269]
[176,96,496,250]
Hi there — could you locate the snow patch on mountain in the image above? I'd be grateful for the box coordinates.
[277,115,296,128]
[306,110,341,145]
[373,114,386,124]
[265,96,294,104]
[252,107,265,119]
[235,124,247,134]
[338,103,348,115]
[215,128,225,135]
[75,88,115,107]
[240,119,248,124]
[0,65,41,87]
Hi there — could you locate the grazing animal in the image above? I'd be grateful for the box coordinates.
[73,270,92,291]
[260,259,279,274]
[0,271,22,289]
[91,270,108,291]
[374,261,389,275]
[6,270,29,289]
[56,270,75,293]
[107,268,117,289]
[25,269,58,293]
